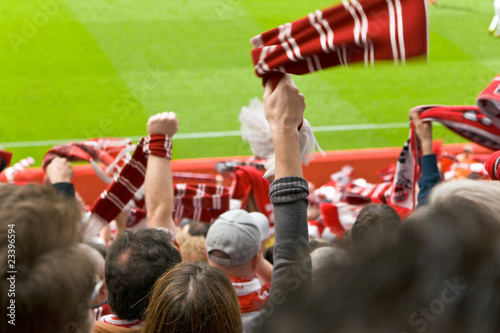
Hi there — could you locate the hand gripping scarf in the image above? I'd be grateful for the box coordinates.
[390,75,500,216]
[247,0,429,177]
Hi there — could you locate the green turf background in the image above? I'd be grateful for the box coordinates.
[1,0,499,165]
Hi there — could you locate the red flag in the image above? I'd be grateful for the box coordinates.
[231,165,274,226]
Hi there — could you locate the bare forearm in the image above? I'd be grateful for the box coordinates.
[421,139,433,156]
[271,126,302,179]
[145,155,175,231]
[256,252,273,284]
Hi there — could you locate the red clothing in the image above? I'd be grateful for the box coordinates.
[92,303,112,322]
[230,276,270,314]
[93,315,143,333]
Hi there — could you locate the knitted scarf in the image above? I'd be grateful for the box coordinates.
[89,137,230,227]
[390,75,500,215]
[42,137,230,236]
[251,0,428,79]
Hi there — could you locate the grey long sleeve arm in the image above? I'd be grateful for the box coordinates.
[269,176,311,301]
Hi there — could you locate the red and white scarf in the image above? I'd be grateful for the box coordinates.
[316,76,500,230]
[90,136,230,226]
[42,138,131,171]
[251,0,428,81]
[318,180,393,237]
[229,276,270,314]
[390,75,500,215]
[93,303,112,322]
[99,315,144,329]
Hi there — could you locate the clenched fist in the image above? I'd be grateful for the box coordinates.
[147,112,179,137]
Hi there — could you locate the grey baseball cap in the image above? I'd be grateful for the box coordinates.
[249,212,270,242]
[206,209,261,266]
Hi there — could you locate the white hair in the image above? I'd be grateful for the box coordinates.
[428,179,500,221]
[239,97,324,178]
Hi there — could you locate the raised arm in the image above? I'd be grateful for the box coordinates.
[410,110,441,206]
[411,110,433,156]
[45,157,75,198]
[263,75,305,179]
[145,112,178,231]
[263,75,311,301]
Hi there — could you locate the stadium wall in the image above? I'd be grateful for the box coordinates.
[9,143,492,205]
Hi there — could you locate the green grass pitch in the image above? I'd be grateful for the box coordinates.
[1,0,499,166]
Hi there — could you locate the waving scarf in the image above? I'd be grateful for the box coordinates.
[251,0,428,81]
[390,75,500,216]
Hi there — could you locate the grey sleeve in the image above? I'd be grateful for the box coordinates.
[268,176,311,302]
[244,177,311,332]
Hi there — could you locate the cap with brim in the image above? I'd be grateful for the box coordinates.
[206,209,260,266]
[249,212,270,242]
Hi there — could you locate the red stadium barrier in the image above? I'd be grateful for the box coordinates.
[6,143,492,205]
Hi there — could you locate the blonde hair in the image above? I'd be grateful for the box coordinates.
[179,234,208,263]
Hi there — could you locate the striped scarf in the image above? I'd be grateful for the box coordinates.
[90,137,230,226]
[316,76,500,233]
[390,75,500,215]
[251,0,428,80]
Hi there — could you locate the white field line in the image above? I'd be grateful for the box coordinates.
[0,122,413,148]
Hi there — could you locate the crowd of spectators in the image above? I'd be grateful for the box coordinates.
[2,74,500,333]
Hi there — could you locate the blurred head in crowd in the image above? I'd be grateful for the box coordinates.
[350,203,401,260]
[80,243,108,308]
[143,262,241,333]
[0,184,95,333]
[260,180,500,333]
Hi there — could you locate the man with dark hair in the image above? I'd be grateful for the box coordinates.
[95,229,181,330]
[94,112,182,332]
[0,184,96,333]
